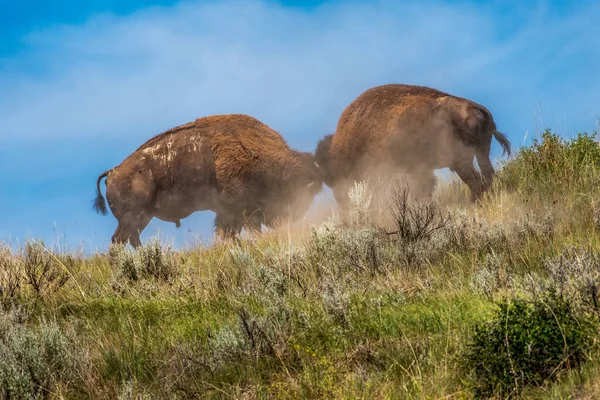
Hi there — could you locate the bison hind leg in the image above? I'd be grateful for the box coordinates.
[452,159,485,203]
[475,150,495,193]
[112,211,152,249]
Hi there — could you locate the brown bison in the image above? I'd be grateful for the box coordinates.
[93,114,323,248]
[315,84,511,206]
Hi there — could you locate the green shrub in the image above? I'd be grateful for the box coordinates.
[497,129,600,196]
[461,288,598,398]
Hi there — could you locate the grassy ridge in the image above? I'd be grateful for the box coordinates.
[2,128,600,399]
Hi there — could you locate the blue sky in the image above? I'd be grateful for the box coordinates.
[0,0,598,253]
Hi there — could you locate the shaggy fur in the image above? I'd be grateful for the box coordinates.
[93,114,323,248]
[315,84,511,206]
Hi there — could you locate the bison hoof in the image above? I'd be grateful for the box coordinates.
[175,220,181,228]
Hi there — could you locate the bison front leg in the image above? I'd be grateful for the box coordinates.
[332,181,353,211]
[112,211,152,249]
[214,212,243,240]
[407,169,437,200]
[243,212,262,236]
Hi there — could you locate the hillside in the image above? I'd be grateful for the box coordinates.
[3,128,600,399]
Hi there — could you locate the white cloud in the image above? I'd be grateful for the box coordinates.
[3,0,597,149]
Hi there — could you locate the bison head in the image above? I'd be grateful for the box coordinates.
[314,134,335,188]
[262,151,323,227]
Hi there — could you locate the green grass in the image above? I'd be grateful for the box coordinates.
[3,128,600,399]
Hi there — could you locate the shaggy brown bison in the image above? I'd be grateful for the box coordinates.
[93,114,323,248]
[315,84,511,206]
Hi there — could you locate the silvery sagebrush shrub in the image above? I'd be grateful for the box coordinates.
[320,274,352,327]
[253,246,302,301]
[0,309,77,400]
[347,181,374,228]
[440,208,553,255]
[228,243,255,269]
[207,323,248,368]
[306,219,386,277]
[531,245,600,313]
[469,251,516,300]
[109,237,178,282]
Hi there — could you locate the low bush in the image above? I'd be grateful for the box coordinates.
[0,310,79,399]
[461,287,598,398]
[497,129,600,197]
[109,238,179,282]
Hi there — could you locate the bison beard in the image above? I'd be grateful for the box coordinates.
[93,114,323,248]
[315,83,511,208]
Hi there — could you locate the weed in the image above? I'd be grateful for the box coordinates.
[23,241,70,300]
[0,245,23,311]
[386,183,451,245]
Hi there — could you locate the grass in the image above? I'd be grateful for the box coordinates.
[2,128,600,399]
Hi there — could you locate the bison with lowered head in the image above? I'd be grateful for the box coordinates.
[315,84,511,206]
[93,114,323,248]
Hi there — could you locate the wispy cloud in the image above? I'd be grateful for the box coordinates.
[0,0,598,250]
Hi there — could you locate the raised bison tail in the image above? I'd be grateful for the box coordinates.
[492,130,512,158]
[92,170,111,215]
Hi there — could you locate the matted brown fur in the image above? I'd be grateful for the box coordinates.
[315,83,511,206]
[93,114,323,248]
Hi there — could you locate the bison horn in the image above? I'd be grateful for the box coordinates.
[314,162,320,168]
[306,181,315,189]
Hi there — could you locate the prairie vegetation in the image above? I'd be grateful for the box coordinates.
[3,128,600,399]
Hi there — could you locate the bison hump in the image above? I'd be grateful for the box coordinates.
[210,116,302,192]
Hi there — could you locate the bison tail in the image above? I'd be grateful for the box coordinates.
[492,130,512,158]
[473,104,512,158]
[92,170,111,215]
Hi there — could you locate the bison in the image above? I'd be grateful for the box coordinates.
[315,84,511,207]
[93,114,323,248]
